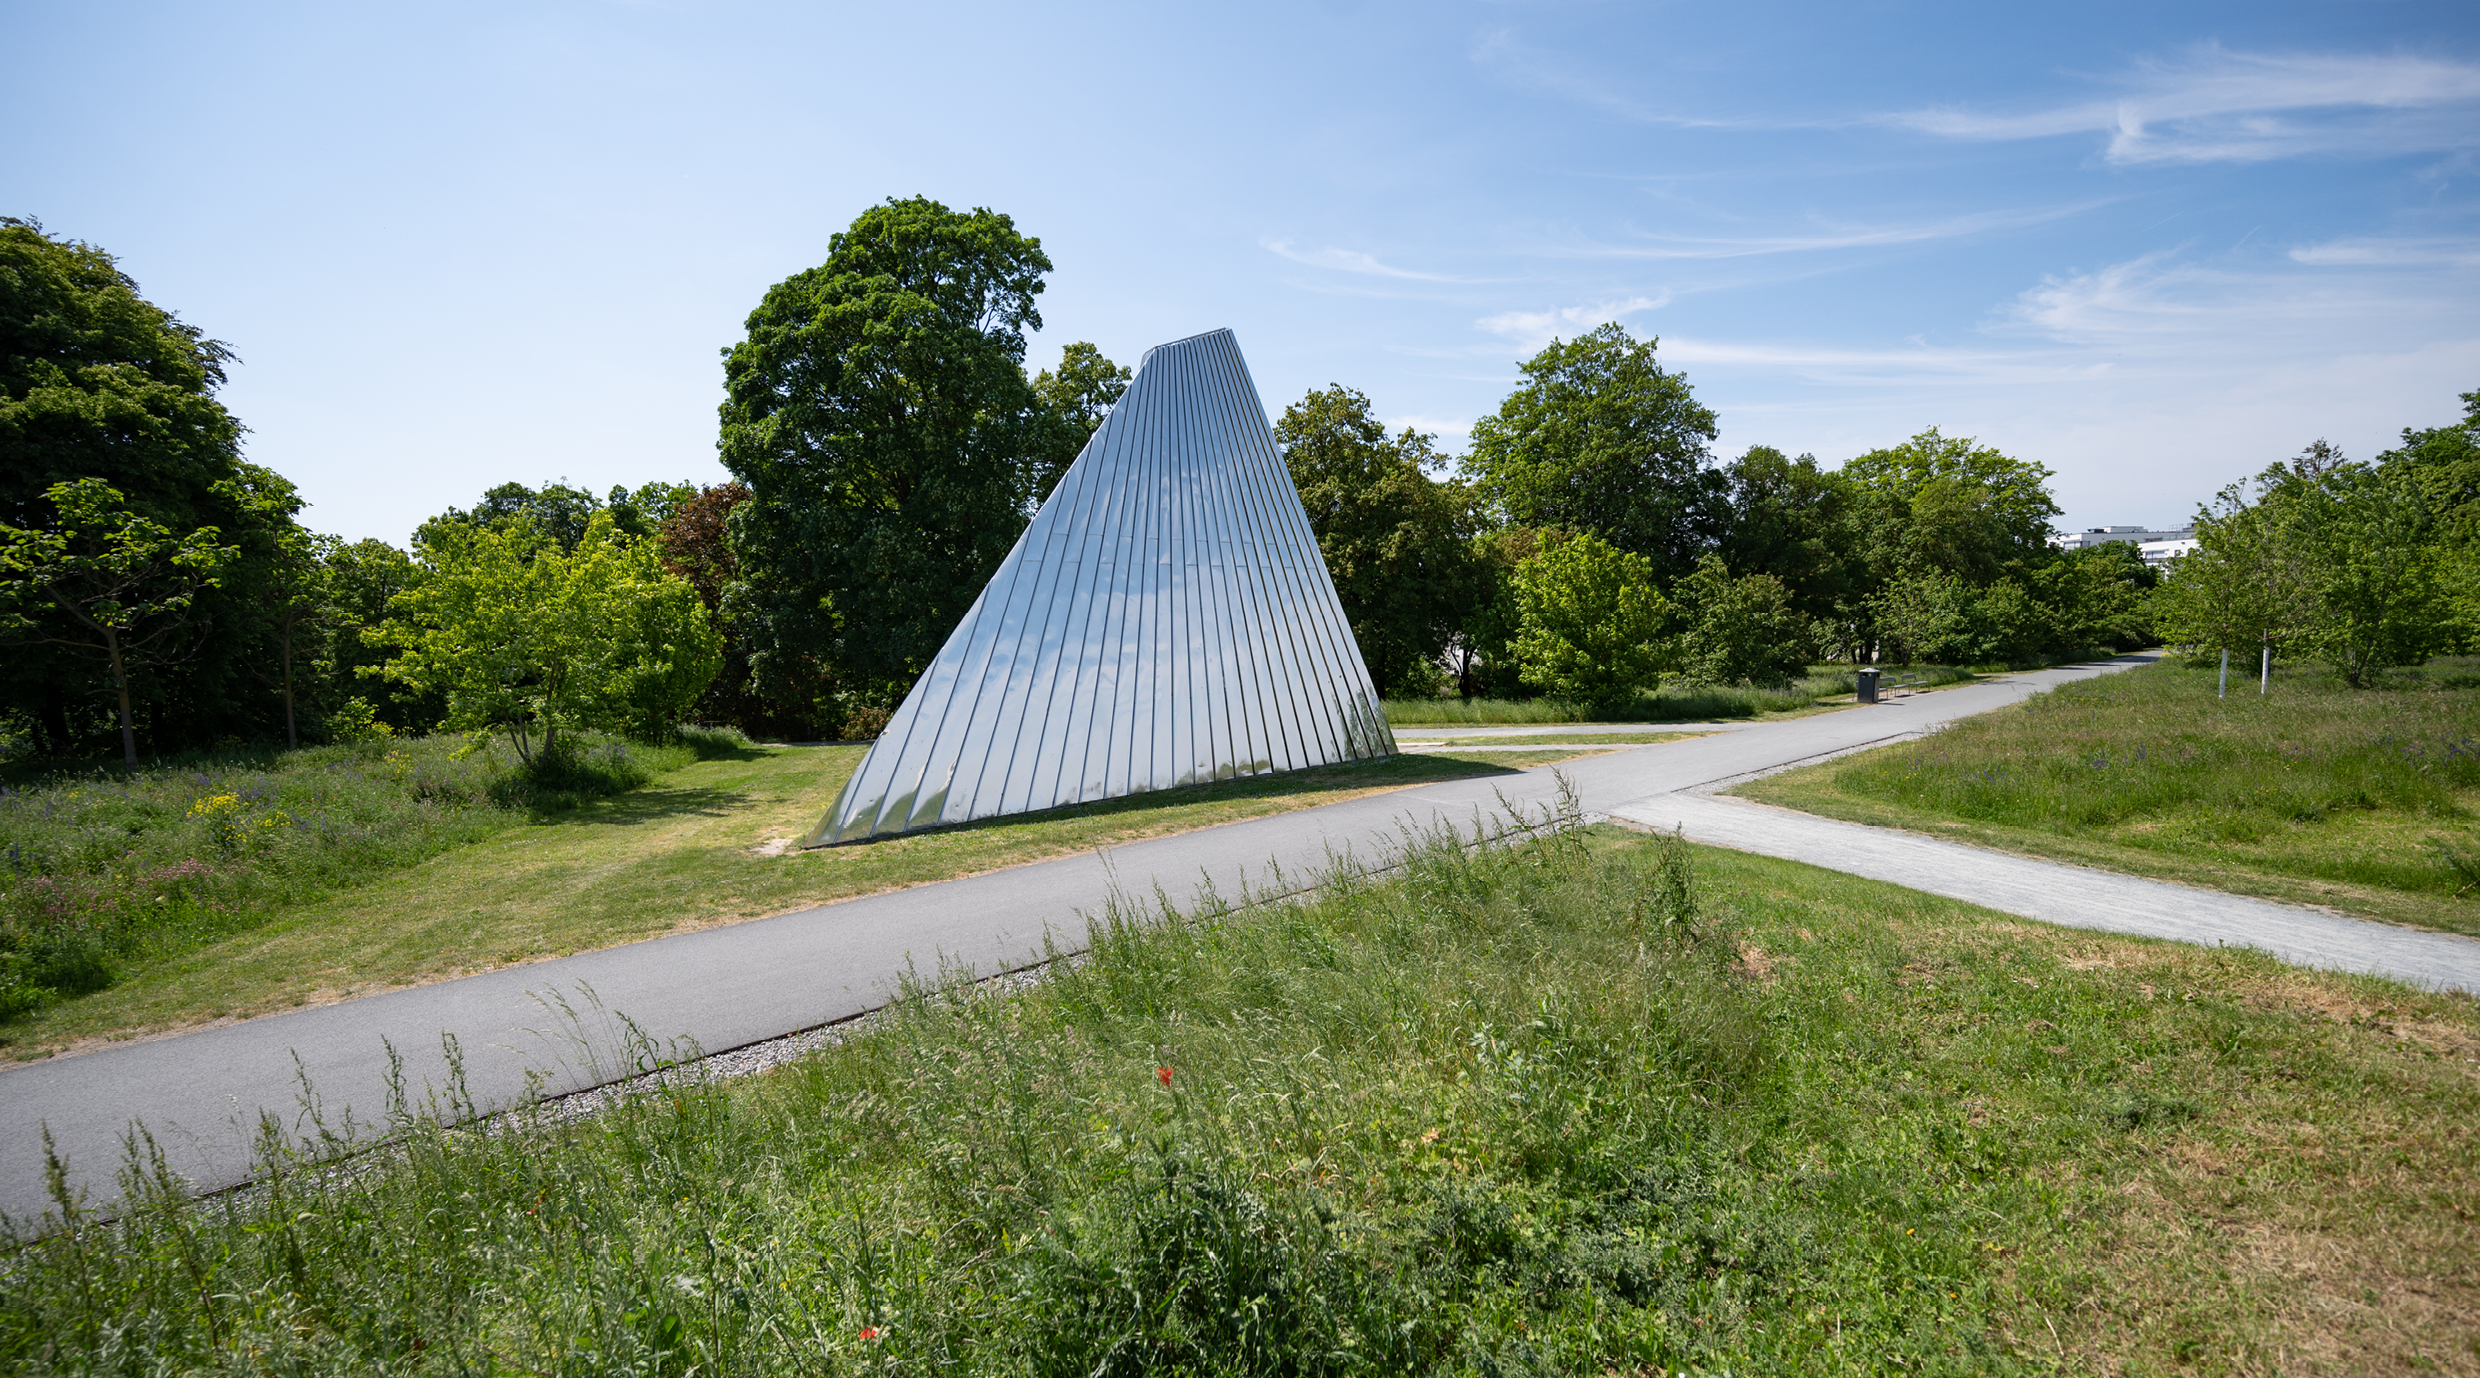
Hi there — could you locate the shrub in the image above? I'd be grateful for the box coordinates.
[1510,532,1668,711]
[838,703,894,742]
[323,696,394,744]
[1672,554,1812,686]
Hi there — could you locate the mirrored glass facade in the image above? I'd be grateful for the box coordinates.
[802,328,1394,846]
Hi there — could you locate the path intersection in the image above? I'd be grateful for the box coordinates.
[6,653,2473,1221]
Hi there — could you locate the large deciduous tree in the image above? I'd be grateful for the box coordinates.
[0,218,298,754]
[1841,428,2060,587]
[2153,476,2312,665]
[2158,437,2453,687]
[1028,342,1130,505]
[655,481,790,734]
[2378,387,2480,539]
[2281,457,2450,687]
[1717,445,1863,628]
[1275,386,1484,697]
[322,536,438,734]
[0,480,235,766]
[719,197,1052,719]
[1463,324,1723,585]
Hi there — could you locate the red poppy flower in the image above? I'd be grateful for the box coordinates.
[1156,1066,1174,1086]
[859,1327,881,1341]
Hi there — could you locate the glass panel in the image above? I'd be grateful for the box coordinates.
[802,328,1396,845]
[1204,336,1318,771]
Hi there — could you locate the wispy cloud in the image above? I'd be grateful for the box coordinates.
[1659,242,2477,392]
[2289,235,2480,267]
[1661,338,2102,388]
[1468,29,1750,129]
[1551,203,2106,261]
[1474,295,1668,352]
[1992,249,2476,346]
[1261,237,1487,282]
[1885,46,2480,164]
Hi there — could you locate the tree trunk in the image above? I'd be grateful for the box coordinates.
[104,628,137,768]
[281,621,298,750]
[40,690,72,757]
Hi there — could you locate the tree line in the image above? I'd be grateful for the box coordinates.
[2154,400,2480,687]
[22,198,2428,767]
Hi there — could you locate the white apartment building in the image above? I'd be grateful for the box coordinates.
[2054,524,2197,552]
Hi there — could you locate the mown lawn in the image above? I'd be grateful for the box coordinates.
[1393,731,1704,746]
[6,824,2471,1375]
[1381,664,1989,725]
[1740,656,2480,936]
[0,739,1608,1060]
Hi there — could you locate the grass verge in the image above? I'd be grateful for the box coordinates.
[1384,665,1996,725]
[1738,656,2480,936]
[7,821,2472,1374]
[1393,731,1704,747]
[0,742,1611,1060]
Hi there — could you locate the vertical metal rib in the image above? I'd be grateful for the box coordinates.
[800,328,1393,847]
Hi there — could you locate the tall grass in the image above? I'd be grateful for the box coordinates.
[1827,656,2480,900]
[0,733,693,1020]
[0,814,1997,1374]
[9,810,2475,1370]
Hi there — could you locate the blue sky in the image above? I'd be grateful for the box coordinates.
[7,1,2476,542]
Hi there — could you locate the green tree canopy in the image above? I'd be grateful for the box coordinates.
[1868,568,1974,665]
[1,219,241,531]
[0,479,235,765]
[371,512,721,760]
[323,536,437,734]
[719,196,1052,715]
[1842,428,2060,586]
[2278,457,2450,687]
[1463,324,1723,585]
[2378,385,2480,542]
[1449,524,1540,699]
[1028,342,1130,504]
[2158,440,2452,687]
[1509,532,1669,710]
[1,218,300,754]
[2153,476,2312,661]
[1717,445,1863,626]
[1671,553,1812,686]
[2026,543,2156,657]
[656,482,783,734]
[1274,386,1484,698]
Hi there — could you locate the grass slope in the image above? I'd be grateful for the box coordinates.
[1739,657,2480,936]
[0,734,693,1022]
[1,740,1607,1060]
[7,825,2472,1374]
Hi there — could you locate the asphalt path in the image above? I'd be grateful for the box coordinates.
[10,651,2467,1221]
[1624,794,2480,993]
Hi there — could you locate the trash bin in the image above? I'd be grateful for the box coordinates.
[1857,667,1880,704]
